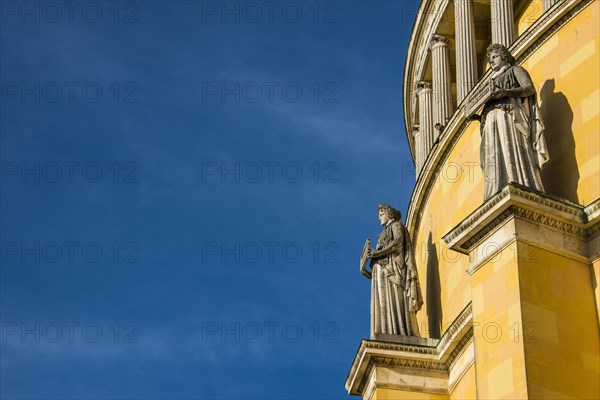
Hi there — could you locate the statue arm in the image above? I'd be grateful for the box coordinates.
[493,67,536,99]
[370,223,404,258]
[512,67,536,97]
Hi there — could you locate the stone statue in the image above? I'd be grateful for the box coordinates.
[471,44,549,200]
[360,204,423,338]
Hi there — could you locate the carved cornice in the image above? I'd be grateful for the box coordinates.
[443,184,599,262]
[513,0,592,64]
[584,199,600,221]
[406,0,594,241]
[346,304,473,396]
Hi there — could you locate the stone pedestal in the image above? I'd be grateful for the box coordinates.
[346,306,474,399]
[444,184,600,399]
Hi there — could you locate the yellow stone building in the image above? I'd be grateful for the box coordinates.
[346,0,599,398]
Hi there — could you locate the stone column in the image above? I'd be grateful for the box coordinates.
[417,81,434,162]
[542,0,558,12]
[491,0,515,48]
[454,0,478,103]
[430,35,453,139]
[412,125,422,177]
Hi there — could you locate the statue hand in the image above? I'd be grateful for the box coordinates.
[491,89,508,99]
[369,250,382,258]
[360,268,372,279]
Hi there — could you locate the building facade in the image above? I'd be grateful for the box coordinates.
[346,0,599,398]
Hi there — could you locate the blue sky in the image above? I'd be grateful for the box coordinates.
[1,1,419,398]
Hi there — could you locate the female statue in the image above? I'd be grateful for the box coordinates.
[475,44,549,200]
[361,204,423,338]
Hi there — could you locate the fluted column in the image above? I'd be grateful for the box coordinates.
[543,0,558,12]
[430,35,453,139]
[416,82,434,163]
[491,0,515,48]
[412,125,422,176]
[454,0,478,103]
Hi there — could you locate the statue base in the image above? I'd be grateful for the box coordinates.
[346,305,474,400]
[371,333,437,346]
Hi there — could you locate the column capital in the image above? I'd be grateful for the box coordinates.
[412,125,420,137]
[416,81,432,92]
[430,34,451,51]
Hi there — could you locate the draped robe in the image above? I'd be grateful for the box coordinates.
[370,221,423,338]
[480,65,549,200]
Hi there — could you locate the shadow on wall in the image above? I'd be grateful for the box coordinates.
[539,79,580,204]
[426,232,443,339]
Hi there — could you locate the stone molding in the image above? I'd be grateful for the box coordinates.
[406,0,594,242]
[345,304,474,398]
[442,184,599,273]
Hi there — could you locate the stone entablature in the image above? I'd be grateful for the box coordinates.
[345,304,474,399]
[443,183,600,272]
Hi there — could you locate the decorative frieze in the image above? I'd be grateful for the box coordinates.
[442,184,599,273]
[346,304,474,397]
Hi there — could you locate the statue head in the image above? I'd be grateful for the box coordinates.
[487,43,515,70]
[377,204,402,226]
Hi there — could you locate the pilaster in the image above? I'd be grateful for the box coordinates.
[444,184,600,399]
